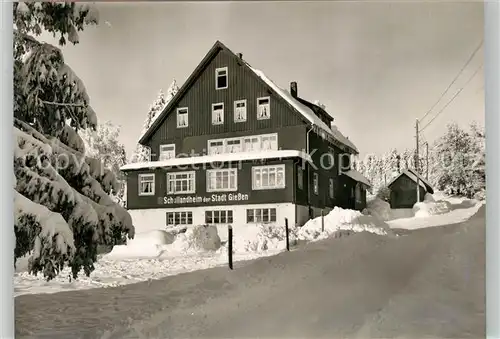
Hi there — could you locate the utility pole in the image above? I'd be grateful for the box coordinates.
[415,119,420,203]
[425,141,429,180]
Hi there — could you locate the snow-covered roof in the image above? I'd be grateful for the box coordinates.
[387,169,434,193]
[247,65,359,153]
[342,169,372,187]
[139,41,359,154]
[121,150,312,171]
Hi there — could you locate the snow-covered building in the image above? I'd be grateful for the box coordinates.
[121,40,370,232]
[387,168,434,209]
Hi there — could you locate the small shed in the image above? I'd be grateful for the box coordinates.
[387,168,434,209]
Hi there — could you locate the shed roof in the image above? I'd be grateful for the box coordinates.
[387,168,434,194]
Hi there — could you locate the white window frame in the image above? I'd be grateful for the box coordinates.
[205,210,233,224]
[207,139,225,155]
[207,133,279,156]
[138,173,155,196]
[212,102,224,125]
[260,133,278,150]
[242,135,261,152]
[313,172,319,195]
[159,144,176,161]
[226,137,242,153]
[215,67,228,90]
[176,107,188,128]
[297,166,304,190]
[166,171,196,194]
[206,168,238,192]
[329,178,334,198]
[257,96,271,120]
[166,211,193,226]
[246,208,277,223]
[252,164,285,190]
[234,99,247,122]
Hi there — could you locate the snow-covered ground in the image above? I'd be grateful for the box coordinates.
[365,191,484,230]
[14,191,483,297]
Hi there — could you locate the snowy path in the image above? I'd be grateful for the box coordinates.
[15,206,485,339]
[388,199,483,230]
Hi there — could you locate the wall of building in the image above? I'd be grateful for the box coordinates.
[148,125,306,161]
[145,48,307,157]
[128,202,297,239]
[126,158,297,210]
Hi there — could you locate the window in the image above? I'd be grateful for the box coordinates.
[208,139,225,155]
[159,144,175,161]
[234,99,247,122]
[205,210,233,224]
[252,165,285,190]
[215,67,228,90]
[257,97,270,120]
[206,169,237,192]
[167,171,195,194]
[313,172,319,195]
[166,211,192,226]
[247,208,277,223]
[261,134,278,150]
[226,138,242,153]
[242,136,261,152]
[297,166,304,190]
[138,173,155,196]
[177,107,188,128]
[355,183,362,203]
[212,103,224,125]
[329,178,334,198]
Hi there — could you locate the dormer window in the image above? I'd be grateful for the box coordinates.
[257,97,270,120]
[215,67,228,90]
[212,103,224,125]
[177,107,188,128]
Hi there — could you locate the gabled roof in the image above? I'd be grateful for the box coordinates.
[139,40,358,154]
[387,168,434,194]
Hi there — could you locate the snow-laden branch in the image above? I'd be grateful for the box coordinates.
[14,190,75,278]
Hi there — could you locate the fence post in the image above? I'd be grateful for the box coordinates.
[285,218,290,251]
[228,225,233,270]
[321,210,325,233]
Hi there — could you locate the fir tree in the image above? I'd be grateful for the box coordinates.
[79,121,127,207]
[130,79,179,163]
[13,2,134,280]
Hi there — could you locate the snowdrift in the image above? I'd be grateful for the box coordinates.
[297,207,389,241]
[227,223,298,254]
[106,230,175,259]
[365,198,392,221]
[413,200,452,218]
[106,225,221,259]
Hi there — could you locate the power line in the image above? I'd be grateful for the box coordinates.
[419,62,483,134]
[419,39,483,123]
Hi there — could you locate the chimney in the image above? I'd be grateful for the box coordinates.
[290,81,298,98]
[236,53,243,59]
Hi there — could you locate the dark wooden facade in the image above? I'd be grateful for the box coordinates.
[124,41,368,213]
[126,158,298,209]
[143,48,307,159]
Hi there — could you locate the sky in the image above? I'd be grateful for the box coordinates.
[44,1,484,158]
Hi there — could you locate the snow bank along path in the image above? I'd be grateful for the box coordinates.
[14,193,482,296]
